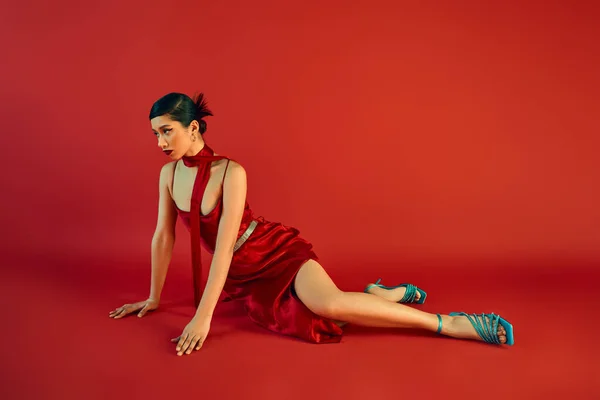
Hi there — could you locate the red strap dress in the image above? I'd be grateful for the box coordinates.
[174,143,343,344]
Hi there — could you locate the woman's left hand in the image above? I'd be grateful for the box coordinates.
[171,315,211,356]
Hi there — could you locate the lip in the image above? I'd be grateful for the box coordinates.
[163,150,173,155]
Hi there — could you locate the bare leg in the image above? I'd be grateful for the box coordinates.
[295,260,507,343]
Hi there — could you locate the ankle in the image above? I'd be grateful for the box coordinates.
[436,314,454,335]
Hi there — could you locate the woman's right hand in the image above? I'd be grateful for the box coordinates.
[109,298,159,319]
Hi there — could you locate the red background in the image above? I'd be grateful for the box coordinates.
[1,1,599,399]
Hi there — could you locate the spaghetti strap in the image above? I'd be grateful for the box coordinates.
[221,159,231,185]
[172,160,178,193]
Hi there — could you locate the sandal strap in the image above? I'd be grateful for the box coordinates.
[363,278,383,293]
[400,284,417,303]
[364,280,422,304]
[450,312,501,344]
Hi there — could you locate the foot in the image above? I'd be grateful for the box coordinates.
[441,314,508,344]
[365,284,422,303]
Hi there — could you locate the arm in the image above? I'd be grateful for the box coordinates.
[195,161,247,319]
[148,162,178,302]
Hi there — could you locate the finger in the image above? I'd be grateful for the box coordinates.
[179,335,194,355]
[138,304,149,318]
[109,306,125,315]
[178,334,194,356]
[114,306,131,319]
[185,337,201,354]
[109,305,126,317]
[195,338,204,351]
[176,333,189,353]
[171,336,181,342]
[110,307,127,319]
[183,336,200,355]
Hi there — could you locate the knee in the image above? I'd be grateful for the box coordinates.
[311,294,344,320]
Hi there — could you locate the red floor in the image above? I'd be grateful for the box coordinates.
[2,252,599,400]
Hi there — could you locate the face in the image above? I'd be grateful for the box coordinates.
[151,115,199,159]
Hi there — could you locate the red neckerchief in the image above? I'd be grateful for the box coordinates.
[181,143,227,307]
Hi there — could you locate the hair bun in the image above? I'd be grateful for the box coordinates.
[194,92,213,119]
[199,119,207,134]
[193,92,213,135]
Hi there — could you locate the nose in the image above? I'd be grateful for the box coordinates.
[157,135,168,149]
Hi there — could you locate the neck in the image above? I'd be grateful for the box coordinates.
[184,140,207,157]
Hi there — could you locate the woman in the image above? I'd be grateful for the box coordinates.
[109,92,514,356]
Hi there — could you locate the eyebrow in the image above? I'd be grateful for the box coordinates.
[152,125,172,133]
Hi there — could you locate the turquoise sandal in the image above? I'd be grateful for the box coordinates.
[435,312,515,346]
[364,278,427,304]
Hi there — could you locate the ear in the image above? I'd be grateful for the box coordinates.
[189,120,200,134]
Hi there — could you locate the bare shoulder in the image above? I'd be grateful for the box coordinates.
[223,159,247,183]
[155,161,178,235]
[221,160,247,200]
[160,160,178,176]
[224,159,245,173]
[159,161,178,193]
